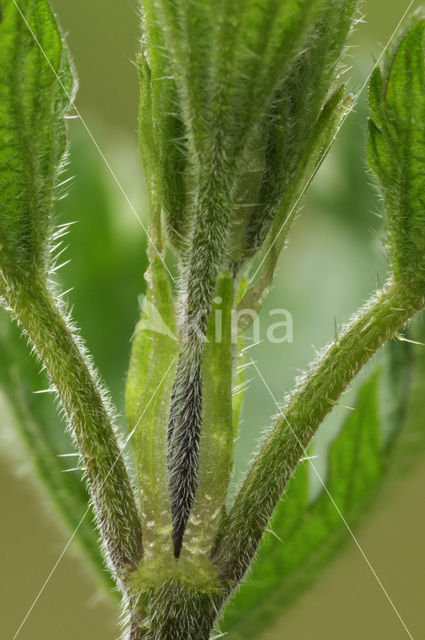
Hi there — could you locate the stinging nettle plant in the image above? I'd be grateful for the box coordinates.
[1,0,425,638]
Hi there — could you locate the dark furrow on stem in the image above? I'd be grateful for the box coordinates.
[168,352,203,557]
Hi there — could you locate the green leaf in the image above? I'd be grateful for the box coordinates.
[142,2,353,558]
[139,0,337,266]
[241,0,359,264]
[235,1,359,317]
[236,87,352,321]
[142,0,327,158]
[0,2,144,578]
[222,374,380,638]
[0,0,75,285]
[387,317,425,474]
[138,50,187,254]
[0,20,81,524]
[222,330,424,638]
[368,18,425,296]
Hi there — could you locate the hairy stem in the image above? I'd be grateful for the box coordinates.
[147,581,219,640]
[3,278,143,580]
[215,282,424,584]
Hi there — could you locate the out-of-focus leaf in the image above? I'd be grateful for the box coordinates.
[222,328,425,638]
[387,317,425,474]
[0,312,115,594]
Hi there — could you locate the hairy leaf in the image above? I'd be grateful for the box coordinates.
[234,0,359,326]
[0,2,144,582]
[141,0,327,158]
[368,18,425,295]
[0,0,74,284]
[138,46,187,254]
[240,0,358,264]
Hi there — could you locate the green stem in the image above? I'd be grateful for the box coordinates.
[146,580,220,640]
[128,555,225,639]
[3,278,143,580]
[214,282,424,585]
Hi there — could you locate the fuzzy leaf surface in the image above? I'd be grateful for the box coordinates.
[241,0,358,264]
[368,18,425,293]
[0,0,74,283]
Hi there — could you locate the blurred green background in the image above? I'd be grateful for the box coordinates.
[1,1,425,638]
